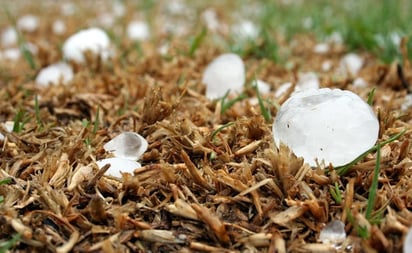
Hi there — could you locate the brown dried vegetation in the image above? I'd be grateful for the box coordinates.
[0,1,412,253]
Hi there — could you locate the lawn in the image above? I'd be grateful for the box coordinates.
[0,0,411,252]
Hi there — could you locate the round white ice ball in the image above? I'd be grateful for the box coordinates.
[202,53,245,100]
[273,88,379,167]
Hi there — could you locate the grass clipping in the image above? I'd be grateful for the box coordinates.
[0,3,412,253]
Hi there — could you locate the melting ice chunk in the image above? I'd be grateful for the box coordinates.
[127,21,150,41]
[35,62,73,87]
[62,27,112,63]
[96,157,141,178]
[202,53,245,100]
[404,227,412,253]
[273,88,379,167]
[319,220,346,246]
[103,132,148,161]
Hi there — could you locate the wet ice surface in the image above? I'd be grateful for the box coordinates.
[319,220,346,247]
[103,132,148,161]
[202,53,245,100]
[62,27,112,63]
[99,132,148,178]
[96,157,141,178]
[35,62,73,87]
[404,226,412,253]
[273,88,379,167]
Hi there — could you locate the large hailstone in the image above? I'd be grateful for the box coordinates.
[62,27,111,63]
[273,88,379,167]
[202,53,245,100]
[35,62,73,87]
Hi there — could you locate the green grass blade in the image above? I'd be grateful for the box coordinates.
[253,79,272,122]
[92,107,100,135]
[220,92,247,114]
[0,233,21,252]
[365,142,381,220]
[367,88,376,106]
[335,129,406,175]
[211,122,234,141]
[189,27,207,57]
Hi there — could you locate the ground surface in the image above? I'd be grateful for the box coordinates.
[0,1,411,252]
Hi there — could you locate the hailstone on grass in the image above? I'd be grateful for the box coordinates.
[103,132,148,161]
[0,121,15,141]
[1,27,17,46]
[339,53,364,76]
[202,53,245,100]
[98,132,148,178]
[127,21,150,41]
[96,158,141,178]
[35,62,73,87]
[273,88,379,167]
[404,226,412,253]
[62,27,111,63]
[319,220,346,247]
[17,15,39,32]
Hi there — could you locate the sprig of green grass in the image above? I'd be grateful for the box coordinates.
[210,122,234,141]
[367,88,376,106]
[3,7,37,70]
[253,79,272,122]
[365,142,380,221]
[12,108,29,133]
[188,27,207,57]
[34,95,43,130]
[92,107,100,135]
[329,182,342,204]
[0,233,21,252]
[0,178,12,204]
[335,129,406,175]
[220,91,247,114]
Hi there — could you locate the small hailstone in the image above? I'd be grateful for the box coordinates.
[339,53,364,76]
[97,13,115,28]
[404,226,412,253]
[313,43,330,54]
[0,48,21,61]
[52,20,66,35]
[1,27,17,46]
[275,82,292,98]
[127,21,150,41]
[327,31,343,44]
[254,80,271,94]
[0,121,15,141]
[103,132,148,161]
[17,15,39,32]
[232,20,259,40]
[401,94,412,111]
[319,220,346,247]
[61,2,75,16]
[273,88,379,167]
[321,60,332,72]
[202,53,245,100]
[352,77,368,88]
[62,27,111,63]
[202,9,220,32]
[112,1,126,17]
[296,72,320,91]
[96,157,141,178]
[35,62,74,87]
[302,17,313,29]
